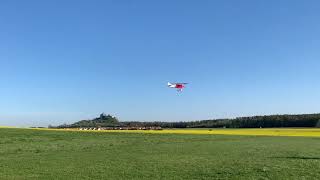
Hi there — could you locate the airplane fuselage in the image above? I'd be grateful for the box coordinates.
[168,82,186,91]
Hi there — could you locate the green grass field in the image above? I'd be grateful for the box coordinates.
[1,128,320,179]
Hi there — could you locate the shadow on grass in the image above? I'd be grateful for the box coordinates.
[272,156,320,160]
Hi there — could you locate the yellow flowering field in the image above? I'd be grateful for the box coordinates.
[35,128,320,137]
[0,126,15,128]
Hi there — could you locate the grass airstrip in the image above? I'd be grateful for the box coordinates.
[0,127,320,179]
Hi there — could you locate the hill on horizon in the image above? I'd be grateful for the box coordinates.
[55,113,320,129]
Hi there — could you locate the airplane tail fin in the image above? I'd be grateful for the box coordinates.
[168,82,172,86]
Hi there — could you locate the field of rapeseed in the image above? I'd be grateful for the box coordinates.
[37,128,320,137]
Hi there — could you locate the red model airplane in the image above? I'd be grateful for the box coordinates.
[167,82,188,92]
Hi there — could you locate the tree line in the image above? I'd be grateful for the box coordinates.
[55,113,320,128]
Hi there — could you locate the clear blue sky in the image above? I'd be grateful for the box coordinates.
[1,0,320,127]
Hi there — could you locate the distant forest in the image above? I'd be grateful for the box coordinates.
[55,113,320,128]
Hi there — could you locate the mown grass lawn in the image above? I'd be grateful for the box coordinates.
[0,128,320,179]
